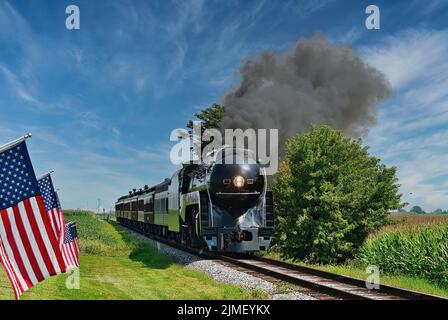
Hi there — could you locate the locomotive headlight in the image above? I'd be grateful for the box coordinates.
[233,175,245,188]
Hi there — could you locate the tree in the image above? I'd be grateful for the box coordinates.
[410,206,425,214]
[273,125,404,264]
[186,104,225,154]
[433,208,443,214]
[187,103,224,132]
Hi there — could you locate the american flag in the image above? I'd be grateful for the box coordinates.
[0,140,66,299]
[38,174,65,244]
[38,175,79,271]
[62,222,79,270]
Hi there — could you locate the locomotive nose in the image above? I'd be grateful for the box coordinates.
[209,163,264,218]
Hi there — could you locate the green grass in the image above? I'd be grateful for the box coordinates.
[0,211,265,300]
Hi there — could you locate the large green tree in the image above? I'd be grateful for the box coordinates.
[273,125,404,264]
[187,104,225,154]
[187,103,225,131]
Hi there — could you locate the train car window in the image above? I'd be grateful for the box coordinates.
[138,200,144,211]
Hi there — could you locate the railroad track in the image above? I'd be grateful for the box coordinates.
[118,221,447,301]
[217,254,447,300]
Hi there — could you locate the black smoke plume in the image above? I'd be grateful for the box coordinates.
[221,35,392,152]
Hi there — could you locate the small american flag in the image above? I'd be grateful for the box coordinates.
[38,174,65,244]
[62,222,79,270]
[38,175,79,271]
[0,140,66,299]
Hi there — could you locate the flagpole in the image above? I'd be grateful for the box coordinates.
[0,133,32,154]
[37,169,55,181]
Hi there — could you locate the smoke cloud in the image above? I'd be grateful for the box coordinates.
[221,35,392,152]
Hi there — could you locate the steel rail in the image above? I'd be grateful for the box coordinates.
[249,255,446,300]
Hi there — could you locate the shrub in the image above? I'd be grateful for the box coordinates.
[272,125,403,264]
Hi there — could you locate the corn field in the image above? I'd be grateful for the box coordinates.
[356,222,448,288]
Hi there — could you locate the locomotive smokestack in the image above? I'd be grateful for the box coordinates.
[221,34,392,153]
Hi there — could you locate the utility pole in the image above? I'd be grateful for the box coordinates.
[97,198,101,214]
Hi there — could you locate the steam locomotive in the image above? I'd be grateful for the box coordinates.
[115,147,274,253]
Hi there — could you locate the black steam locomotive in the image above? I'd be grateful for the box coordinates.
[115,147,274,253]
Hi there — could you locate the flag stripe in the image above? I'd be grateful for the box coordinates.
[63,246,74,268]
[48,210,58,239]
[30,197,64,274]
[0,210,29,292]
[0,209,33,289]
[36,198,66,272]
[11,204,44,282]
[0,240,21,299]
[6,207,38,285]
[73,242,79,265]
[17,201,50,279]
[54,208,62,234]
[23,198,56,275]
[58,209,64,241]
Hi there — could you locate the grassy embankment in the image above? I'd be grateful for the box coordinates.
[0,210,265,300]
[263,214,448,298]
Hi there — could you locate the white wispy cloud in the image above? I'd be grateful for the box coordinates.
[283,0,334,18]
[0,64,39,104]
[407,0,448,16]
[362,29,448,89]
[165,0,206,37]
[363,28,448,211]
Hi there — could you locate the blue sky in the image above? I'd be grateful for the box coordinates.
[0,0,447,212]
